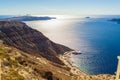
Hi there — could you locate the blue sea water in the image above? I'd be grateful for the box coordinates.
[0,15,13,19]
[70,18,120,75]
[0,15,120,75]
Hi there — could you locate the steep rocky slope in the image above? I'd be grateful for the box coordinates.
[0,40,76,80]
[0,21,71,65]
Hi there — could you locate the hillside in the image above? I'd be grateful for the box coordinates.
[0,21,71,65]
[0,21,116,80]
[0,40,78,80]
[0,40,116,80]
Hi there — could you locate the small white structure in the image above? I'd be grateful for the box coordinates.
[116,56,120,80]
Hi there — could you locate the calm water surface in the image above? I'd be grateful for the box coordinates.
[25,16,120,75]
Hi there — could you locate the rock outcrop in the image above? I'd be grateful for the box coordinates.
[0,21,72,65]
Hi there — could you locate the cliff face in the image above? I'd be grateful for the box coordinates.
[0,21,71,65]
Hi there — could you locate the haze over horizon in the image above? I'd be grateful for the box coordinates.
[0,0,120,16]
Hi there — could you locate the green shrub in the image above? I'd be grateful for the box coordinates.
[9,59,19,67]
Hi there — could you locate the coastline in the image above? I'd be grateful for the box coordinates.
[59,51,87,75]
[59,51,116,80]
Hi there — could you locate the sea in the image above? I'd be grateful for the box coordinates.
[0,15,120,75]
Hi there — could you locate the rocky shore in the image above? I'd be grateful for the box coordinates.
[59,51,116,80]
[59,51,87,75]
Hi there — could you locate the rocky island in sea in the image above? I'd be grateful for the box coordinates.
[85,17,90,18]
[0,21,116,80]
[109,18,120,24]
[0,15,56,21]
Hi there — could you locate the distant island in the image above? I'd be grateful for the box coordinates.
[85,17,90,19]
[0,15,56,21]
[109,18,120,24]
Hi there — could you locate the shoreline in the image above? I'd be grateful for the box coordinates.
[59,51,116,80]
[59,51,87,75]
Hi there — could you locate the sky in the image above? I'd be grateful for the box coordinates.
[0,0,120,15]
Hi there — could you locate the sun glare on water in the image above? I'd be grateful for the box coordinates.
[40,19,64,29]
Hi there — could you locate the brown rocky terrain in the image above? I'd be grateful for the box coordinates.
[0,40,76,80]
[0,21,71,65]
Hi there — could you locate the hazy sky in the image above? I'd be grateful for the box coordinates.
[0,0,120,15]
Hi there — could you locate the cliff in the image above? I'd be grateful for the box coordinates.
[0,21,71,65]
